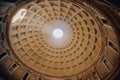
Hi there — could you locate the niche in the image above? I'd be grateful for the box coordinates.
[0,50,8,61]
[109,41,118,52]
[103,59,112,70]
[93,71,100,79]
[23,72,29,80]
[8,63,17,72]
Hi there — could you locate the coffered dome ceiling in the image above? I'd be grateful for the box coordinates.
[0,0,120,80]
[9,0,103,77]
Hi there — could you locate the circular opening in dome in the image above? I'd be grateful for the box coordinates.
[52,28,64,39]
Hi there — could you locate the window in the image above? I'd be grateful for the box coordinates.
[0,51,8,60]
[23,72,29,80]
[8,63,17,72]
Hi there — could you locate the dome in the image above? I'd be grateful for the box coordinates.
[0,0,120,80]
[9,0,102,77]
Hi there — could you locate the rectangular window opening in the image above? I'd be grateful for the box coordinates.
[0,51,8,60]
[23,72,29,80]
[8,63,17,72]
[103,59,112,70]
[109,41,118,52]
[93,71,100,79]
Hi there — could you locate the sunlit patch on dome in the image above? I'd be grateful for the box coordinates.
[12,9,26,23]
